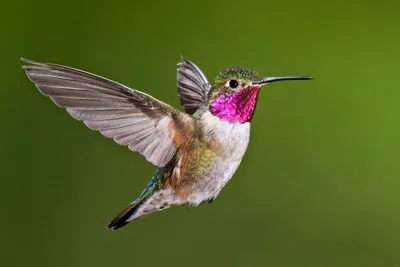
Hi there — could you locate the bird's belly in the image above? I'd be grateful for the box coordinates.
[186,156,244,205]
[182,115,251,205]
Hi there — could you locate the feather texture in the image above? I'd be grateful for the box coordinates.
[177,59,211,114]
[22,58,192,167]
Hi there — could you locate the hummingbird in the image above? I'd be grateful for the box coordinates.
[22,57,313,230]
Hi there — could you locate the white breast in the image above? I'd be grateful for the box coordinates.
[187,111,251,205]
[201,111,250,157]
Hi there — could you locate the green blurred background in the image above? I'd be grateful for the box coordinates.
[2,0,400,266]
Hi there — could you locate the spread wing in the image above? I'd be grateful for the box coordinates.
[22,58,192,167]
[177,58,211,114]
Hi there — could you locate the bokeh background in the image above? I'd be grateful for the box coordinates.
[2,0,400,266]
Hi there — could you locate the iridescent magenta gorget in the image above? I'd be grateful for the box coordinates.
[210,87,260,124]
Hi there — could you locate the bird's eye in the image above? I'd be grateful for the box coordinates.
[229,80,239,88]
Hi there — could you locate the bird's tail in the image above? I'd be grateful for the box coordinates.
[107,177,174,230]
[107,199,145,230]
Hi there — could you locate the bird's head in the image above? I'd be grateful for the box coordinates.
[209,67,313,124]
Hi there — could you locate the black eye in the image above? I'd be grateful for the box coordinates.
[229,80,239,88]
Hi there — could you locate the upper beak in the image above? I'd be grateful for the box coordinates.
[254,76,314,85]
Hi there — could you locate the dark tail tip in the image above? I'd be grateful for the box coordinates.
[107,202,141,230]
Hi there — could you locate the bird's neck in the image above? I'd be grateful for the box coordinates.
[209,87,260,124]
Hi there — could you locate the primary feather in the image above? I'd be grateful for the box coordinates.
[177,58,211,114]
[22,58,192,167]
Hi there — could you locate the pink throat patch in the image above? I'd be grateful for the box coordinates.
[210,87,260,124]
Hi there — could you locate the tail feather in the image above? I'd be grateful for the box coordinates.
[107,189,175,230]
[108,172,162,230]
[107,200,144,230]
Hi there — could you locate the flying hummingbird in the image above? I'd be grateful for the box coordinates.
[22,57,313,230]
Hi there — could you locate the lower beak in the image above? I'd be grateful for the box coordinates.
[254,76,314,85]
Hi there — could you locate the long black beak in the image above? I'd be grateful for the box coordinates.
[254,76,314,85]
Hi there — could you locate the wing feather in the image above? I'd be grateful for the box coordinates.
[22,58,192,167]
[177,59,211,114]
